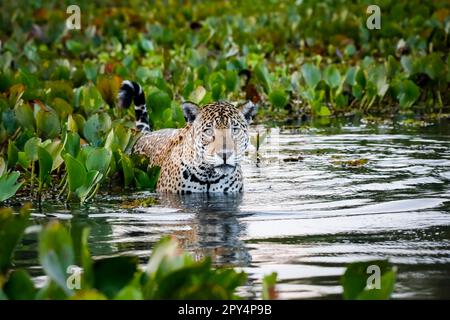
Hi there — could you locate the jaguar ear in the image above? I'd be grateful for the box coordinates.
[182,101,199,123]
[239,101,257,123]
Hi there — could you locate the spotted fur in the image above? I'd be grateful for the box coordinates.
[118,81,257,194]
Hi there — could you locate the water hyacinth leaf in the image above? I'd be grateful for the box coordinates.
[64,132,81,158]
[76,170,103,203]
[0,157,5,177]
[147,166,160,191]
[301,63,321,89]
[268,89,288,108]
[81,85,104,115]
[262,272,278,300]
[225,69,239,92]
[148,88,171,118]
[318,106,331,117]
[36,108,61,139]
[355,68,366,88]
[50,97,73,119]
[73,114,86,133]
[119,152,134,187]
[134,169,152,188]
[0,204,30,271]
[3,269,37,300]
[83,61,98,82]
[64,153,86,193]
[400,56,414,75]
[188,86,206,104]
[146,236,179,275]
[83,114,103,147]
[14,103,35,132]
[67,114,78,132]
[7,140,19,169]
[24,137,42,162]
[394,80,420,108]
[86,148,112,175]
[38,147,53,184]
[352,84,363,100]
[66,39,85,54]
[423,53,445,81]
[93,256,139,299]
[39,221,75,295]
[323,65,341,89]
[341,260,396,300]
[17,152,30,170]
[114,273,144,300]
[211,82,223,100]
[254,63,272,93]
[44,140,64,171]
[335,94,348,108]
[96,75,121,107]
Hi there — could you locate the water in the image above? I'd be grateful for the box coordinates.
[16,120,450,299]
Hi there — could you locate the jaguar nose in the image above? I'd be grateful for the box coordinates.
[216,150,233,163]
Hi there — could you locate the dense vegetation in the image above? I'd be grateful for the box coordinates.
[0,0,445,300]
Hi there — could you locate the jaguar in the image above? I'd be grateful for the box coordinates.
[118,80,257,194]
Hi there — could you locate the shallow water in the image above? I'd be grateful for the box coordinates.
[17,120,450,299]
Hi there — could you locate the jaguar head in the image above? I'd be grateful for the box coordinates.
[182,101,257,174]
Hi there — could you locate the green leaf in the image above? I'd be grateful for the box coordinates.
[38,147,53,184]
[75,170,103,203]
[0,157,5,177]
[148,88,171,119]
[3,269,37,300]
[301,63,321,89]
[0,172,23,202]
[188,86,206,104]
[262,272,277,300]
[268,89,288,108]
[14,103,35,132]
[7,140,19,169]
[24,137,41,162]
[39,221,75,295]
[86,148,112,176]
[119,152,134,187]
[83,61,98,82]
[318,106,331,117]
[44,140,64,171]
[64,153,86,193]
[225,69,239,92]
[0,205,30,272]
[83,114,103,147]
[323,65,341,89]
[93,256,138,299]
[81,85,104,115]
[341,260,396,300]
[394,79,420,108]
[254,63,272,93]
[64,132,81,158]
[36,108,61,139]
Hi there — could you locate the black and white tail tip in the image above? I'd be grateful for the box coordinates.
[118,80,151,132]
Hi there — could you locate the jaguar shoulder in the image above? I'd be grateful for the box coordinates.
[118,80,257,193]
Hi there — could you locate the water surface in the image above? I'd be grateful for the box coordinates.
[17,120,450,299]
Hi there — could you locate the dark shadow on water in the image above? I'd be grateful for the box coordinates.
[159,193,252,267]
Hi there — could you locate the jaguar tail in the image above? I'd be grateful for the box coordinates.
[118,80,150,132]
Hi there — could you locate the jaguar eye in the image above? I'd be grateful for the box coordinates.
[203,128,213,136]
[232,127,240,135]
